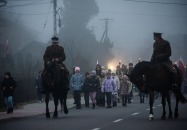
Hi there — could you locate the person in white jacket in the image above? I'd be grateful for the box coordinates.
[111,72,120,106]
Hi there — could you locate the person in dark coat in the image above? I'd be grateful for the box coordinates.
[43,36,69,90]
[127,63,134,103]
[88,71,100,109]
[1,72,17,114]
[95,64,102,77]
[69,67,76,104]
[95,64,102,106]
[35,71,43,103]
[121,64,128,76]
[116,65,122,76]
[150,32,177,88]
[43,36,66,65]
[82,72,91,107]
[43,36,66,80]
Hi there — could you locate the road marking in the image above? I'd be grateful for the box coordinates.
[132,112,139,115]
[157,104,162,107]
[92,128,100,130]
[113,119,123,122]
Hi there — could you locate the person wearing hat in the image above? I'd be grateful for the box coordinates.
[1,72,17,114]
[119,75,131,107]
[88,71,100,109]
[127,62,134,103]
[111,72,120,106]
[102,72,116,108]
[121,64,128,76]
[43,36,67,80]
[82,72,91,107]
[43,36,66,64]
[70,67,84,109]
[150,32,178,88]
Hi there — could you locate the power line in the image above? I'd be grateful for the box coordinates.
[8,0,47,2]
[99,10,187,18]
[123,0,187,6]
[1,6,186,18]
[0,9,52,15]
[1,0,50,9]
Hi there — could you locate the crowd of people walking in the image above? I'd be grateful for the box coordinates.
[69,62,140,109]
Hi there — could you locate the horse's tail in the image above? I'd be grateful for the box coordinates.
[172,65,187,104]
[172,89,187,104]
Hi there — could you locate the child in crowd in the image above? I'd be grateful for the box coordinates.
[102,72,116,108]
[119,75,132,107]
[70,67,84,109]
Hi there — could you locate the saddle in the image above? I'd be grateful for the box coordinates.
[153,62,177,74]
[151,62,178,89]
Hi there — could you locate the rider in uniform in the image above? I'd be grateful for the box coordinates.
[150,32,177,88]
[43,36,69,88]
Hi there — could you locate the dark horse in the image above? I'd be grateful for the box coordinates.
[129,61,187,120]
[41,62,69,118]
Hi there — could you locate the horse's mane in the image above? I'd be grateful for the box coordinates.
[132,61,153,75]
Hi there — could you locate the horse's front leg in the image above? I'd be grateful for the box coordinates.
[174,94,179,118]
[166,91,172,119]
[63,95,68,114]
[161,93,166,120]
[53,96,58,118]
[149,91,154,120]
[45,93,50,118]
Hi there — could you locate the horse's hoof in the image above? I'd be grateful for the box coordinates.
[64,108,68,114]
[149,117,154,120]
[46,113,50,118]
[149,114,154,120]
[174,113,179,118]
[168,115,173,119]
[161,116,166,120]
[53,114,58,118]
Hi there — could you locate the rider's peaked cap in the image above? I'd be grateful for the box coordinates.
[51,36,59,42]
[129,63,133,66]
[153,32,162,37]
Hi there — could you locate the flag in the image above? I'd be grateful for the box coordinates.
[176,57,185,78]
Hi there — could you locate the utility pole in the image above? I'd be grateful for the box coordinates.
[100,18,113,44]
[53,0,57,36]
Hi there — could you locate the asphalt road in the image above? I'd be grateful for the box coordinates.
[0,95,187,130]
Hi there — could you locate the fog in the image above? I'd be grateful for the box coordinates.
[0,0,187,73]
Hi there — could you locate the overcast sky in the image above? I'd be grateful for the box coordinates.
[91,0,187,63]
[1,0,187,64]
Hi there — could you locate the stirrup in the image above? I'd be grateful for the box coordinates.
[172,84,178,89]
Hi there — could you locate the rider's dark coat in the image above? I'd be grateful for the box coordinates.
[150,38,175,73]
[42,43,69,92]
[43,44,66,63]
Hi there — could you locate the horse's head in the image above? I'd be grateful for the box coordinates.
[129,71,145,92]
[54,63,70,87]
[41,69,54,86]
[129,61,151,92]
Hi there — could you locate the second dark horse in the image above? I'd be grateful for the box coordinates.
[42,62,69,118]
[129,61,187,120]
